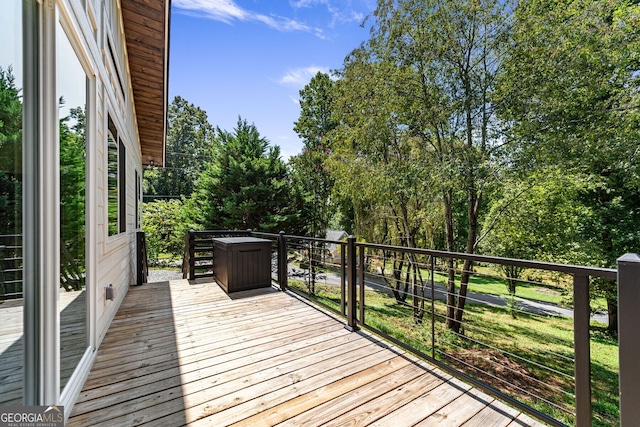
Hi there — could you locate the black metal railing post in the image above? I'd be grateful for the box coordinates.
[278,231,288,291]
[188,231,196,280]
[431,256,435,360]
[358,242,365,325]
[0,245,5,297]
[340,242,346,316]
[573,273,591,427]
[136,231,148,285]
[617,253,640,427]
[345,235,358,331]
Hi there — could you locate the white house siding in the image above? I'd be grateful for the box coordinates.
[58,0,147,393]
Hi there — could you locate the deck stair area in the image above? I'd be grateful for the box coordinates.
[182,230,253,280]
[67,278,545,426]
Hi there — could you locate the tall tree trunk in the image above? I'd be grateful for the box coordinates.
[444,189,457,330]
[453,180,481,332]
[453,75,483,333]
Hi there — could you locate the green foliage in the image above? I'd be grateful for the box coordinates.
[480,168,594,261]
[495,0,640,331]
[291,72,338,237]
[330,0,512,332]
[142,199,190,261]
[290,72,337,237]
[144,96,215,199]
[190,117,293,232]
[59,105,86,264]
[0,66,22,235]
[293,72,337,147]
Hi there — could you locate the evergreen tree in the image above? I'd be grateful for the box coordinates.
[191,117,292,232]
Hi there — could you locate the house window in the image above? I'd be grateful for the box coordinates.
[135,169,141,229]
[107,117,127,236]
[119,138,126,233]
[107,118,118,236]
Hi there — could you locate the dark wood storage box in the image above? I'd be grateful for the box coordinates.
[212,237,272,293]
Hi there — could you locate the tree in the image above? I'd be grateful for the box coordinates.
[144,96,215,200]
[190,117,292,231]
[142,199,190,262]
[496,0,640,332]
[331,0,511,332]
[479,169,594,308]
[59,104,86,262]
[291,72,337,238]
[0,66,22,236]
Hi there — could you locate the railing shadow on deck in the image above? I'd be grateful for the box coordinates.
[183,229,639,427]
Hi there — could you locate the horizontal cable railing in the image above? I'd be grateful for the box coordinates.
[350,242,617,427]
[250,232,280,284]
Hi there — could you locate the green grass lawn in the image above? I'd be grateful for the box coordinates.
[288,279,619,427]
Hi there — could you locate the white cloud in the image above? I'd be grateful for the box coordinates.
[173,0,246,22]
[278,66,331,87]
[290,0,365,27]
[173,0,324,37]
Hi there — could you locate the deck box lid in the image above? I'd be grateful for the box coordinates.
[212,237,271,245]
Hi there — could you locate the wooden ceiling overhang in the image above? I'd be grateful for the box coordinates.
[121,0,170,167]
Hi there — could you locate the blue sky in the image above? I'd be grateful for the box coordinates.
[170,0,376,160]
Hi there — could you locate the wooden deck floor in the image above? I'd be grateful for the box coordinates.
[67,279,546,427]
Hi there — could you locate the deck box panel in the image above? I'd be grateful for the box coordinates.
[213,237,272,293]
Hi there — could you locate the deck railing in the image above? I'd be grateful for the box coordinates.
[0,234,23,300]
[1,234,87,299]
[136,231,148,285]
[183,230,639,427]
[182,229,252,280]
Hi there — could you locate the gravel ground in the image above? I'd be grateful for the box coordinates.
[147,269,184,283]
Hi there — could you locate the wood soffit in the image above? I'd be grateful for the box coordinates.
[121,0,170,167]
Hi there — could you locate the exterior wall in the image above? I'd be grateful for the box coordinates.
[58,0,144,407]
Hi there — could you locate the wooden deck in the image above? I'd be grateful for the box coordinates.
[67,279,546,426]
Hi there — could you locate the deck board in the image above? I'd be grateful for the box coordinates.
[67,279,545,426]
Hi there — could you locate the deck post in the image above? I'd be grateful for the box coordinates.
[188,231,196,280]
[617,253,640,427]
[278,231,287,291]
[345,235,358,331]
[358,243,365,325]
[136,231,148,285]
[573,274,591,427]
[340,243,346,316]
